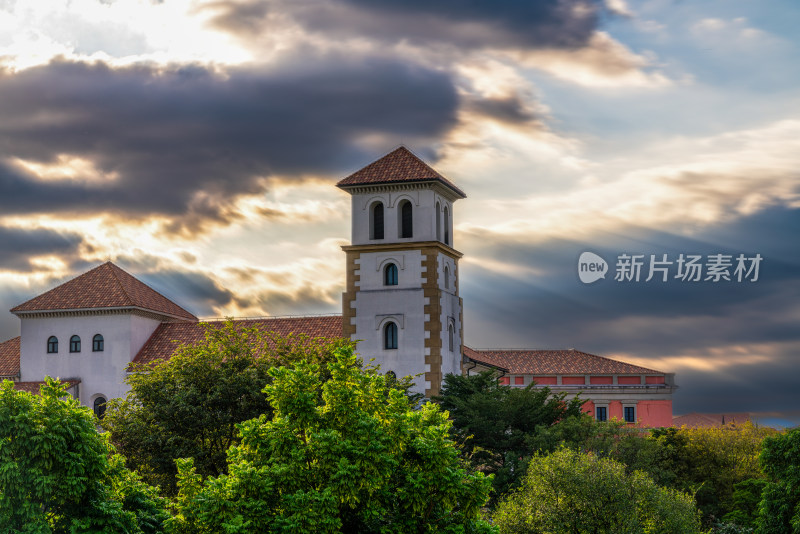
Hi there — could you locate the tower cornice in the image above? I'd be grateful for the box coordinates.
[341,240,463,260]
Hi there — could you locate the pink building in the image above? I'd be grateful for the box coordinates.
[464,347,676,427]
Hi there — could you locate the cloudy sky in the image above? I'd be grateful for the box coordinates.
[1,0,798,424]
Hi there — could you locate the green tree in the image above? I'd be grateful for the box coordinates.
[493,448,702,534]
[104,320,354,495]
[756,426,800,534]
[169,347,495,534]
[679,422,772,524]
[0,378,168,533]
[435,371,584,501]
[721,478,766,530]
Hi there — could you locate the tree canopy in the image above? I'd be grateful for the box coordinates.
[169,347,495,534]
[493,447,702,534]
[104,320,354,495]
[756,426,800,534]
[0,378,168,533]
[435,371,585,500]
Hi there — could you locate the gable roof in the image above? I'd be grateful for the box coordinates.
[0,337,20,377]
[336,146,466,198]
[131,315,344,366]
[11,262,197,321]
[463,346,665,375]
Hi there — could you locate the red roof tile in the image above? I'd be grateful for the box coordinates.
[0,337,20,377]
[336,146,466,198]
[132,315,344,366]
[672,412,751,428]
[11,262,197,321]
[463,346,665,375]
[13,379,80,394]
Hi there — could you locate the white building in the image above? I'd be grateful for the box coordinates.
[0,147,676,425]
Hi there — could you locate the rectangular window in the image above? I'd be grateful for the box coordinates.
[499,377,510,385]
[596,406,607,422]
[624,406,636,423]
[514,376,524,386]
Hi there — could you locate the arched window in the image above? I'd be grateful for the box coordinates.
[444,266,450,289]
[448,322,454,352]
[399,200,413,238]
[384,263,398,286]
[371,202,384,240]
[436,202,441,241]
[47,336,58,354]
[443,206,450,245]
[384,322,398,350]
[92,334,104,352]
[93,396,107,419]
[386,370,397,382]
[69,335,81,353]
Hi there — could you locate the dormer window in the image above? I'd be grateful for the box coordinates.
[47,336,58,354]
[92,334,104,352]
[384,263,398,286]
[370,202,384,240]
[399,200,413,238]
[69,335,81,353]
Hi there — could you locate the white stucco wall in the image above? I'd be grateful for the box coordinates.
[350,188,454,247]
[19,313,162,406]
[350,250,430,393]
[437,254,462,378]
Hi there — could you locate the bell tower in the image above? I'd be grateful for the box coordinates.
[337,147,466,396]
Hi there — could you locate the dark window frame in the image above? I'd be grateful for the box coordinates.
[624,406,636,423]
[399,200,413,238]
[92,334,104,352]
[69,335,81,353]
[47,336,58,354]
[384,322,398,350]
[596,406,608,422]
[384,263,398,286]
[371,202,384,240]
[93,396,107,419]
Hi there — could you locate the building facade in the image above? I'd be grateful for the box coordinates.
[0,146,677,426]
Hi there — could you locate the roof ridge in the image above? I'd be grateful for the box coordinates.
[106,262,136,307]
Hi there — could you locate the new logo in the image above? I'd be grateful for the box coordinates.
[578,252,608,284]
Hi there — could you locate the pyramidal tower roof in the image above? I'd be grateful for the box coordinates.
[11,262,197,321]
[336,146,466,198]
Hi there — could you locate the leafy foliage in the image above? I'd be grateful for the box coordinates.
[756,426,800,534]
[104,320,354,495]
[434,371,584,500]
[493,447,702,534]
[169,347,496,534]
[0,378,168,533]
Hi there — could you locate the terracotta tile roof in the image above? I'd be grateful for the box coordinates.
[132,315,344,366]
[11,262,197,321]
[13,379,80,394]
[0,337,20,377]
[463,346,665,375]
[672,412,751,428]
[336,146,466,198]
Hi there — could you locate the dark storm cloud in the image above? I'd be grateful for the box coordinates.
[463,206,800,351]
[0,57,458,229]
[209,0,603,51]
[0,226,83,271]
[460,206,800,415]
[465,95,542,126]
